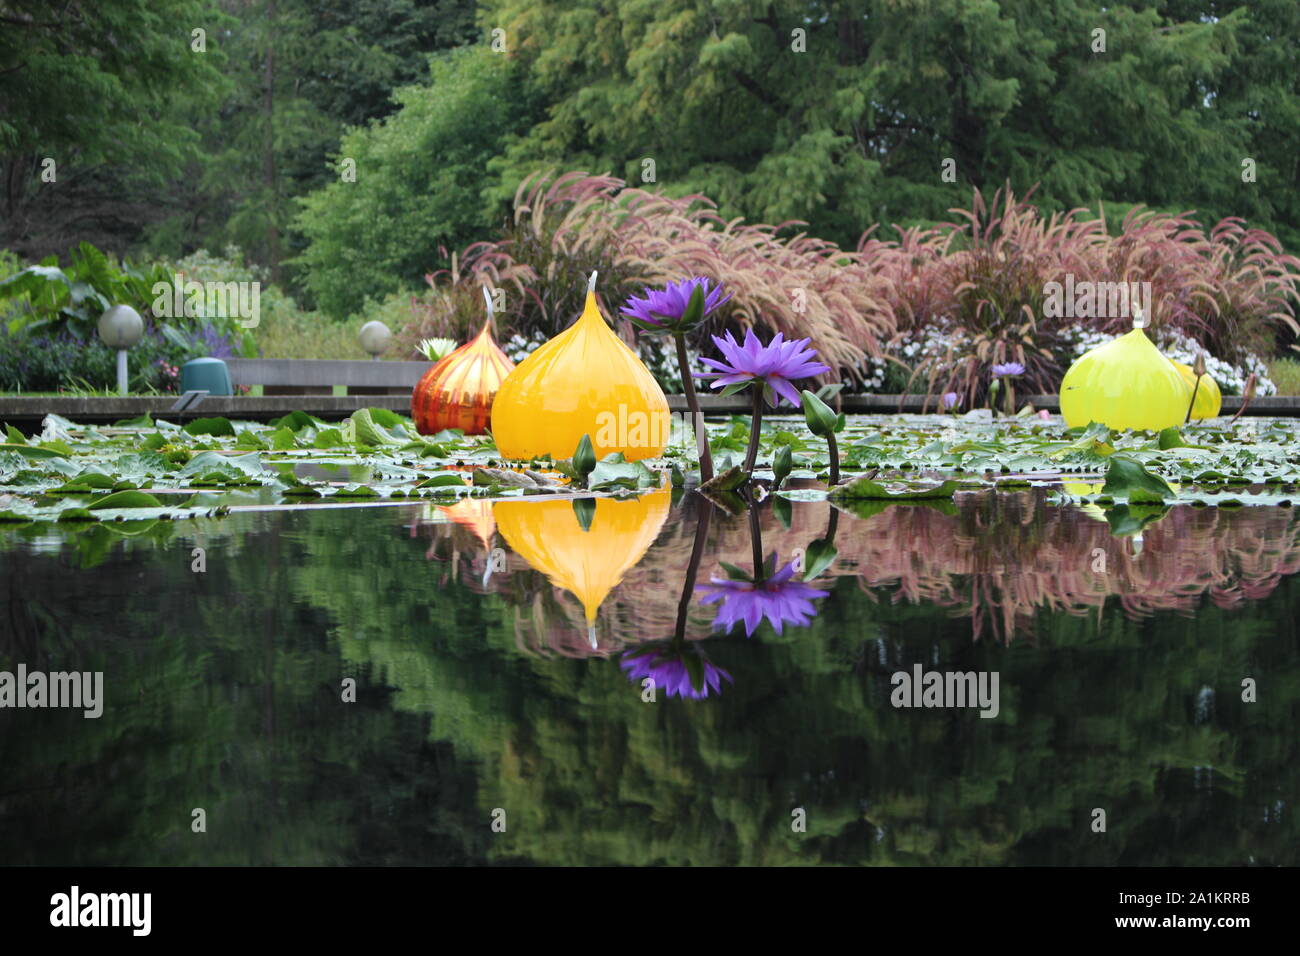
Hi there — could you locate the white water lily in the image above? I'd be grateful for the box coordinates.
[417,337,458,362]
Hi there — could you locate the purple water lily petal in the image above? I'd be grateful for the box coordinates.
[697,557,828,637]
[619,645,733,699]
[621,277,731,332]
[990,362,1024,377]
[695,329,830,407]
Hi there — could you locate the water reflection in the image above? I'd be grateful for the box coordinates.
[3,493,1298,866]
[493,486,670,649]
[410,488,1300,647]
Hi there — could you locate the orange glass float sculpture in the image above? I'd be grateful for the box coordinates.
[411,287,514,435]
[491,272,670,461]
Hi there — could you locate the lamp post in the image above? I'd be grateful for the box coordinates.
[97,305,144,395]
[359,321,391,360]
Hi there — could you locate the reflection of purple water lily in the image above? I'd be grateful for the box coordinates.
[697,329,830,408]
[620,277,731,334]
[698,555,828,637]
[620,643,733,699]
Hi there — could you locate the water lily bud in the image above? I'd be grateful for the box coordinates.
[679,284,706,332]
[801,389,837,437]
[573,433,596,482]
[772,444,793,487]
[1193,352,1207,379]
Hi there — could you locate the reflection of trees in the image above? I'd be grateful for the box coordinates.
[410,490,1300,645]
[3,496,1298,867]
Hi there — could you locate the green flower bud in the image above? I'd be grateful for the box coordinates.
[572,433,596,482]
[801,389,837,438]
[772,443,793,488]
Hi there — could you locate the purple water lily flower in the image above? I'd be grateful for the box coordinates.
[990,362,1025,377]
[698,556,829,637]
[943,391,959,409]
[620,644,733,699]
[620,277,731,333]
[696,329,830,407]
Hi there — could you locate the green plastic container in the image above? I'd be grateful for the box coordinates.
[180,358,232,396]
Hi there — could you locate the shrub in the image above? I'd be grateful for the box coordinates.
[857,186,1300,405]
[0,325,216,393]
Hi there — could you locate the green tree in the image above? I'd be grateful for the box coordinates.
[0,0,230,258]
[293,45,541,317]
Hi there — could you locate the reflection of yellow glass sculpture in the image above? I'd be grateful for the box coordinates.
[494,485,671,646]
[1171,360,1222,419]
[491,275,669,461]
[1059,312,1191,431]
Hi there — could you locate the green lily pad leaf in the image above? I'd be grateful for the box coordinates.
[281,484,323,498]
[1157,427,1188,450]
[1100,455,1174,502]
[312,427,345,449]
[0,442,69,459]
[415,473,467,488]
[113,413,154,428]
[588,456,656,491]
[179,451,264,480]
[269,427,297,450]
[698,465,748,493]
[1104,503,1170,537]
[351,408,402,447]
[829,477,959,500]
[4,424,26,444]
[234,429,269,450]
[183,417,236,437]
[830,497,959,520]
[331,484,380,499]
[268,410,325,431]
[87,490,165,510]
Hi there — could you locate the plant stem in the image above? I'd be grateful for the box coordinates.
[675,334,713,483]
[747,496,765,584]
[742,386,764,477]
[1184,375,1201,424]
[827,431,840,486]
[672,499,713,642]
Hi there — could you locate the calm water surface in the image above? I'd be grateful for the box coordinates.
[2,488,1297,865]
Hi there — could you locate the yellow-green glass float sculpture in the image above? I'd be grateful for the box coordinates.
[1171,360,1223,419]
[1059,309,1192,431]
[491,272,670,461]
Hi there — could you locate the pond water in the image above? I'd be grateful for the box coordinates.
[2,489,1296,866]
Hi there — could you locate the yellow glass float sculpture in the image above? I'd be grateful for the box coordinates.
[1059,309,1191,431]
[494,485,671,648]
[491,273,670,461]
[411,287,515,436]
[1170,360,1222,420]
